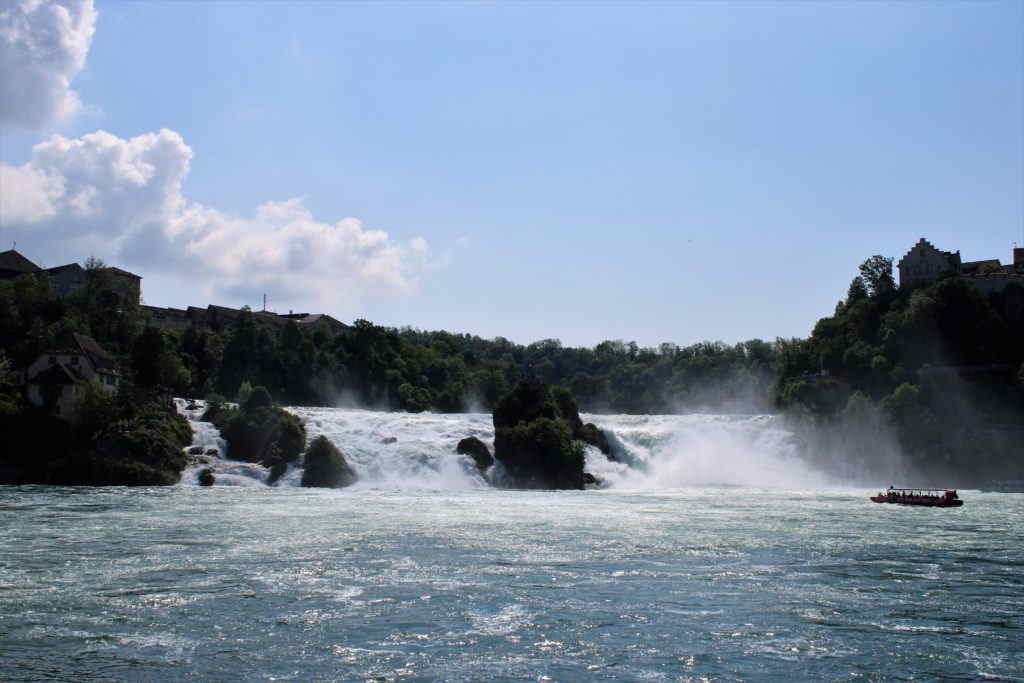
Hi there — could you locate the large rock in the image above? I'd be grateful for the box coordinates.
[552,386,614,458]
[214,388,306,466]
[456,437,493,471]
[492,382,589,489]
[491,381,615,488]
[494,416,585,489]
[301,435,357,488]
[267,461,288,486]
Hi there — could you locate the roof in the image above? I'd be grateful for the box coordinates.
[298,313,349,330]
[44,263,85,275]
[0,250,41,274]
[72,333,117,371]
[898,238,958,267]
[106,266,141,280]
[960,259,1004,275]
[207,304,290,326]
[28,362,84,386]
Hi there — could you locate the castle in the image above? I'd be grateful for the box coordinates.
[897,239,1024,295]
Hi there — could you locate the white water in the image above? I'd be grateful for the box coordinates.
[177,402,830,490]
[176,400,277,487]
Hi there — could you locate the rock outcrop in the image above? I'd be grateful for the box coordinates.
[456,436,493,471]
[266,461,288,485]
[198,468,215,486]
[300,435,357,488]
[208,387,306,471]
[491,382,592,489]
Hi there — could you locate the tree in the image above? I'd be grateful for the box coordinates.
[847,276,868,303]
[859,255,895,296]
[132,326,191,391]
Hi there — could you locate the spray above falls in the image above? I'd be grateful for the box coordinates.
[179,401,840,490]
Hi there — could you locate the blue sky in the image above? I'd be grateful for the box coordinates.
[1,0,1021,347]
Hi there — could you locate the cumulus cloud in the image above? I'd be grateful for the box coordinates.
[0,129,429,308]
[0,0,96,128]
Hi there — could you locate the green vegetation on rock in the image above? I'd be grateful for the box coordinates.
[207,386,305,468]
[491,381,596,489]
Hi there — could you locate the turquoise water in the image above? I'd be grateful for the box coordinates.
[2,485,1021,681]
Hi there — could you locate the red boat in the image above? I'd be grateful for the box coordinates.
[871,487,963,507]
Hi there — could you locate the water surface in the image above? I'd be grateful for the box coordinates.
[2,485,1021,680]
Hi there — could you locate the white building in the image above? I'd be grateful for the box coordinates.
[24,334,120,421]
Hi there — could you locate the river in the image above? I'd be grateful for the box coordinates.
[1,405,1020,680]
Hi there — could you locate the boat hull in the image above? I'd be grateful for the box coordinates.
[870,495,963,507]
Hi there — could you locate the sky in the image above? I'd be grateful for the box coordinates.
[1,0,1021,348]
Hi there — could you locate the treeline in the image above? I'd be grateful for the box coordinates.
[0,262,778,417]
[2,254,1022,430]
[172,318,779,414]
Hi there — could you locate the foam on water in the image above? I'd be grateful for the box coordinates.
[176,402,828,490]
[175,399,269,487]
[586,413,829,489]
[290,407,493,490]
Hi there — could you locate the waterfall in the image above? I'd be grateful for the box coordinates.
[175,399,274,487]
[176,401,828,490]
[289,407,492,490]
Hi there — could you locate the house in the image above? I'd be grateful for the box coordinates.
[0,250,142,304]
[24,333,120,421]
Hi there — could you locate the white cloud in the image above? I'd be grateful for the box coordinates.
[0,0,97,128]
[0,129,429,308]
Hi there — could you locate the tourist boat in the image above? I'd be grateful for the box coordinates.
[870,487,963,507]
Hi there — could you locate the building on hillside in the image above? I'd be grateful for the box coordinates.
[896,239,962,288]
[24,333,120,421]
[898,239,1024,294]
[142,304,350,336]
[0,250,142,304]
[0,250,42,280]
